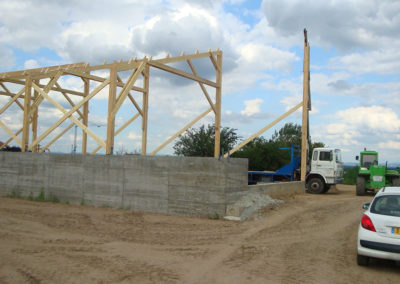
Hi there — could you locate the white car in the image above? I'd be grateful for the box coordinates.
[357,186,400,266]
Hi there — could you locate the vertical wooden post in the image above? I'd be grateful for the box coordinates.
[22,76,32,152]
[32,79,39,152]
[106,64,117,155]
[142,64,149,155]
[214,52,222,158]
[82,76,89,154]
[301,29,310,181]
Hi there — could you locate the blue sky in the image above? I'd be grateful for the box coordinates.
[0,0,400,163]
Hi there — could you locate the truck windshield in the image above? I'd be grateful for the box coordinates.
[362,154,377,168]
[335,149,342,163]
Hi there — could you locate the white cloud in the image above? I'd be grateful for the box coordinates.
[128,131,141,140]
[330,48,400,75]
[241,98,264,116]
[378,140,400,150]
[24,59,40,69]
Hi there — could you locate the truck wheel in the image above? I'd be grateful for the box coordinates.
[357,254,369,266]
[307,177,325,194]
[393,178,400,186]
[323,184,331,193]
[356,176,366,196]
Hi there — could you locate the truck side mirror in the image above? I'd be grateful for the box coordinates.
[355,156,359,161]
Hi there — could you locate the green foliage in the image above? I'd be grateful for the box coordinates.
[234,123,325,171]
[34,188,46,202]
[173,124,240,157]
[7,187,61,203]
[344,166,360,185]
[209,213,221,220]
[8,188,22,198]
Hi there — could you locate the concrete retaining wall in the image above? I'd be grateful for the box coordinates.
[249,181,305,198]
[0,152,249,216]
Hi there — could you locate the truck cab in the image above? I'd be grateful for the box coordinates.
[306,148,344,194]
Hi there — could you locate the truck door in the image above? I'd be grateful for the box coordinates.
[315,150,334,180]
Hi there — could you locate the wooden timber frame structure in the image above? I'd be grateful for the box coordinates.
[0,49,223,157]
[224,29,311,182]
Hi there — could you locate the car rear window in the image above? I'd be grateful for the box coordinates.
[370,195,400,217]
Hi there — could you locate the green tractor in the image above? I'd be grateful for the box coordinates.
[356,150,400,196]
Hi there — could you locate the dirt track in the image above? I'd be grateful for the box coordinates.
[1,185,399,283]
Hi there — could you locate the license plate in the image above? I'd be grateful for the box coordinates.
[392,227,400,235]
[373,176,383,182]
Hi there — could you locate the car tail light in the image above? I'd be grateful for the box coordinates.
[361,214,376,232]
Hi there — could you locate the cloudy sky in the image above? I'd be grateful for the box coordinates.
[0,0,400,163]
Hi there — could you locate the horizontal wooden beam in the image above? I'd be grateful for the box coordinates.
[148,61,218,88]
[0,62,88,80]
[0,78,85,97]
[65,70,146,93]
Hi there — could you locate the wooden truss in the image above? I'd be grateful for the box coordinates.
[0,50,223,157]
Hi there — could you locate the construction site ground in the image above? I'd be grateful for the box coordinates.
[1,185,399,283]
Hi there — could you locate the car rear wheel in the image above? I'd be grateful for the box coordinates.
[307,177,325,194]
[357,254,369,266]
[356,176,366,196]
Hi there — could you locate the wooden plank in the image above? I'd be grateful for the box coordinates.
[40,120,79,153]
[29,71,63,119]
[0,128,23,150]
[1,78,85,97]
[154,50,221,65]
[55,82,85,120]
[301,31,310,182]
[148,61,219,88]
[224,102,303,158]
[106,65,117,154]
[65,70,146,93]
[90,113,141,155]
[214,52,222,158]
[112,61,145,117]
[0,120,22,147]
[21,76,32,151]
[82,77,89,154]
[0,62,87,79]
[29,78,110,150]
[31,80,39,152]
[186,59,216,114]
[0,88,24,115]
[142,65,149,155]
[150,107,212,156]
[116,76,143,115]
[209,53,221,73]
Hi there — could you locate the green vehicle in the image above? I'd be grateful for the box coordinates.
[356,150,400,196]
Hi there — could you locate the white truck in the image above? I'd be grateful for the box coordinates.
[306,148,344,194]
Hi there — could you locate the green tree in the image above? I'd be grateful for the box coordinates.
[234,123,325,171]
[173,124,240,157]
[271,123,302,147]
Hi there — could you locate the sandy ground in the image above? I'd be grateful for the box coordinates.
[0,185,399,283]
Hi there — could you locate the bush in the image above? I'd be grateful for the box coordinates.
[344,166,359,185]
